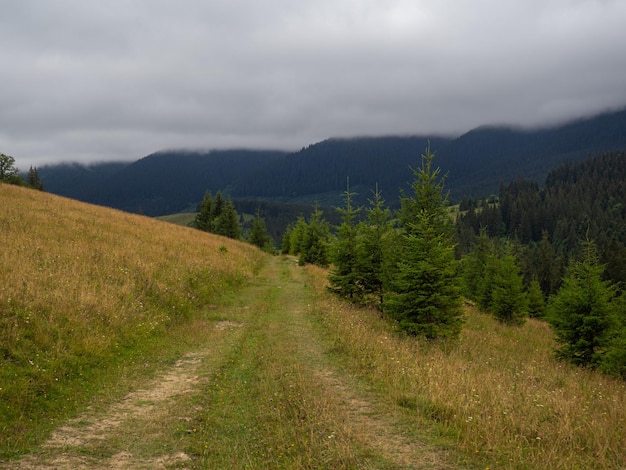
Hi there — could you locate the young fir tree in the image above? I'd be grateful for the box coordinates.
[526,278,546,318]
[537,230,560,296]
[549,240,618,367]
[359,185,392,309]
[280,223,294,254]
[195,190,214,232]
[248,209,274,253]
[212,191,225,221]
[214,198,241,239]
[489,251,528,325]
[461,228,493,304]
[300,204,330,267]
[328,180,363,301]
[27,166,44,191]
[385,146,463,340]
[288,215,308,256]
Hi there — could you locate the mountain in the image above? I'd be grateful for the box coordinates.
[39,107,626,215]
[40,149,288,215]
[231,136,452,206]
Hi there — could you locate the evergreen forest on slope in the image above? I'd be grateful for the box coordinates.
[38,107,626,217]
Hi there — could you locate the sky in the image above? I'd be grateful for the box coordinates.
[2,0,626,168]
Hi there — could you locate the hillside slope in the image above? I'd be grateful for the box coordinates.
[38,107,626,214]
[0,184,265,455]
[2,184,626,469]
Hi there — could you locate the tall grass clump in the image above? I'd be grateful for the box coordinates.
[305,264,626,469]
[0,184,265,456]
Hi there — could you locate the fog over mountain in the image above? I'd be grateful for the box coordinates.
[2,0,626,169]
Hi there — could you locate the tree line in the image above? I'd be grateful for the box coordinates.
[455,152,626,377]
[193,190,275,253]
[0,153,44,190]
[281,146,464,340]
[280,148,626,379]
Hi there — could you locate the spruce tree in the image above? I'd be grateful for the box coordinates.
[300,204,330,267]
[385,146,463,339]
[328,180,363,301]
[526,278,546,318]
[549,241,618,367]
[214,198,241,239]
[195,190,214,232]
[461,228,492,304]
[280,223,294,254]
[359,185,392,308]
[537,230,559,296]
[490,252,528,325]
[288,215,307,256]
[248,209,274,252]
[27,166,44,191]
[212,191,225,221]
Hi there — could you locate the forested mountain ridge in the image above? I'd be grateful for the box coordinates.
[232,136,452,205]
[40,150,288,215]
[457,150,626,289]
[37,107,626,216]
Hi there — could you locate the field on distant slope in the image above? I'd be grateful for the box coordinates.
[0,184,265,457]
[156,212,196,226]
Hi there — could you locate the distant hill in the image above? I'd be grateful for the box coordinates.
[39,107,626,216]
[40,150,287,215]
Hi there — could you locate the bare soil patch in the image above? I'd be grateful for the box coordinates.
[10,328,232,469]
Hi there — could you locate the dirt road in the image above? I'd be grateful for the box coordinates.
[8,257,453,469]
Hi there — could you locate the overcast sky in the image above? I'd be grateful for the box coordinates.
[2,0,626,168]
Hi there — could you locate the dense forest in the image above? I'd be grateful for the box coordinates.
[456,151,626,291]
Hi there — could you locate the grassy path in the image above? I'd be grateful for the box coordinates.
[7,256,455,469]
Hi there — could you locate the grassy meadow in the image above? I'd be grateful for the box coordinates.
[304,264,626,469]
[2,183,626,468]
[0,184,265,457]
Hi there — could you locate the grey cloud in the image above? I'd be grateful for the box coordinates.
[1,0,625,167]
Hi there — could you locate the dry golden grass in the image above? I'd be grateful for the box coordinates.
[305,263,626,469]
[0,184,265,455]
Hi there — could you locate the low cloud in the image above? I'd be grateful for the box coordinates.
[1,0,625,167]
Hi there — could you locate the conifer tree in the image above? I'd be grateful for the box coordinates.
[359,185,392,308]
[537,230,560,296]
[288,215,307,256]
[214,198,241,239]
[280,223,294,254]
[490,251,528,325]
[248,209,274,252]
[195,190,214,232]
[526,278,546,318]
[461,228,493,304]
[27,166,44,191]
[549,241,618,367]
[385,146,463,339]
[300,204,330,267]
[328,180,363,300]
[212,191,225,221]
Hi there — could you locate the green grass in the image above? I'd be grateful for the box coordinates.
[3,183,626,469]
[0,184,265,459]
